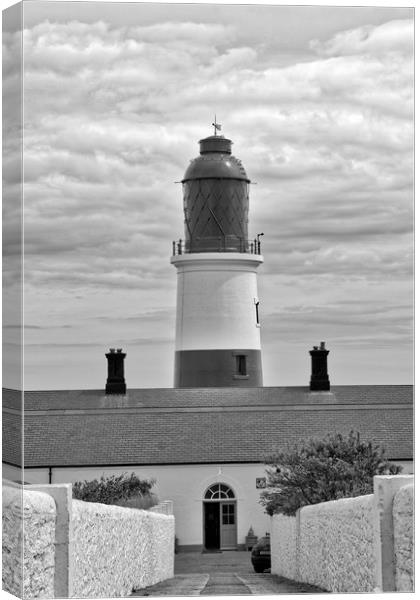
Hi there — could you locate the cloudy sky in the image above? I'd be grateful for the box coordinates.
[2,0,413,390]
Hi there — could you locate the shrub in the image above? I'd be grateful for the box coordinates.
[114,493,159,510]
[72,472,157,508]
[260,431,401,516]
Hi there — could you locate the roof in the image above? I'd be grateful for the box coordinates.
[2,385,413,411]
[183,134,249,182]
[2,385,413,468]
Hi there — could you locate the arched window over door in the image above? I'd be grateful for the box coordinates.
[204,483,235,500]
[203,483,237,550]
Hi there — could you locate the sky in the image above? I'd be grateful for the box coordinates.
[2,0,414,390]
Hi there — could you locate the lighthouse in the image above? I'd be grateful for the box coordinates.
[171,124,264,387]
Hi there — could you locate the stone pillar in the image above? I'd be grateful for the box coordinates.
[26,483,74,598]
[372,474,414,592]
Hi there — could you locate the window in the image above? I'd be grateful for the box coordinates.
[232,351,249,380]
[204,483,235,500]
[254,298,260,326]
[236,355,247,376]
[222,503,235,525]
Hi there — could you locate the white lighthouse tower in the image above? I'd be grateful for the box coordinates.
[171,125,263,387]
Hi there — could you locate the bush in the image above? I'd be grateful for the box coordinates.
[72,472,157,508]
[260,431,401,516]
[114,493,159,510]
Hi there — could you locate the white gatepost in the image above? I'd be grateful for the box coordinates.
[26,483,74,598]
[373,474,414,592]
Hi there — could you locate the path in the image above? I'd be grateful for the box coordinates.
[201,573,251,595]
[132,551,326,596]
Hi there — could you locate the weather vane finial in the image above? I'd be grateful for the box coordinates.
[212,115,221,136]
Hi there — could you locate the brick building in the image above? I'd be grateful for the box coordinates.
[2,382,413,551]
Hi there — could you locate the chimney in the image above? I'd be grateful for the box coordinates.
[105,348,126,394]
[309,341,330,391]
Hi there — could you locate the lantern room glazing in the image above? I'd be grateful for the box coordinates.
[181,135,251,253]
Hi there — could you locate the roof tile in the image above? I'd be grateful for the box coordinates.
[3,385,413,467]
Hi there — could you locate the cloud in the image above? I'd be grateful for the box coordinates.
[311,19,414,57]
[5,18,413,283]
[2,11,412,389]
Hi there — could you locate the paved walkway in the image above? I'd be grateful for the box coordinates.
[132,551,326,596]
[201,573,252,595]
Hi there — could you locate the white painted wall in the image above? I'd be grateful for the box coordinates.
[171,253,263,351]
[3,484,56,599]
[271,476,414,593]
[2,463,24,482]
[271,495,376,593]
[4,459,412,488]
[270,514,297,580]
[3,481,174,599]
[72,500,174,597]
[393,483,414,591]
[299,494,376,592]
[20,462,271,548]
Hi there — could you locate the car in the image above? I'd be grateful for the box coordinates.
[251,534,271,573]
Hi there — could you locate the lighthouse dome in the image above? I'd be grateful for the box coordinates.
[182,135,249,182]
[181,132,251,253]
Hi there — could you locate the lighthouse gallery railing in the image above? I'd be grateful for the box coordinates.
[172,238,262,256]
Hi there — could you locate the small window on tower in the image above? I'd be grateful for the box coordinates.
[254,300,260,325]
[236,355,247,376]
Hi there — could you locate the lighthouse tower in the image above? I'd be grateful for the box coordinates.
[171,125,264,387]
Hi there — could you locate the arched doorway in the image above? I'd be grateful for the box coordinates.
[203,483,237,550]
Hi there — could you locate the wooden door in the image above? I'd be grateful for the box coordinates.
[220,502,236,549]
[204,502,220,550]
